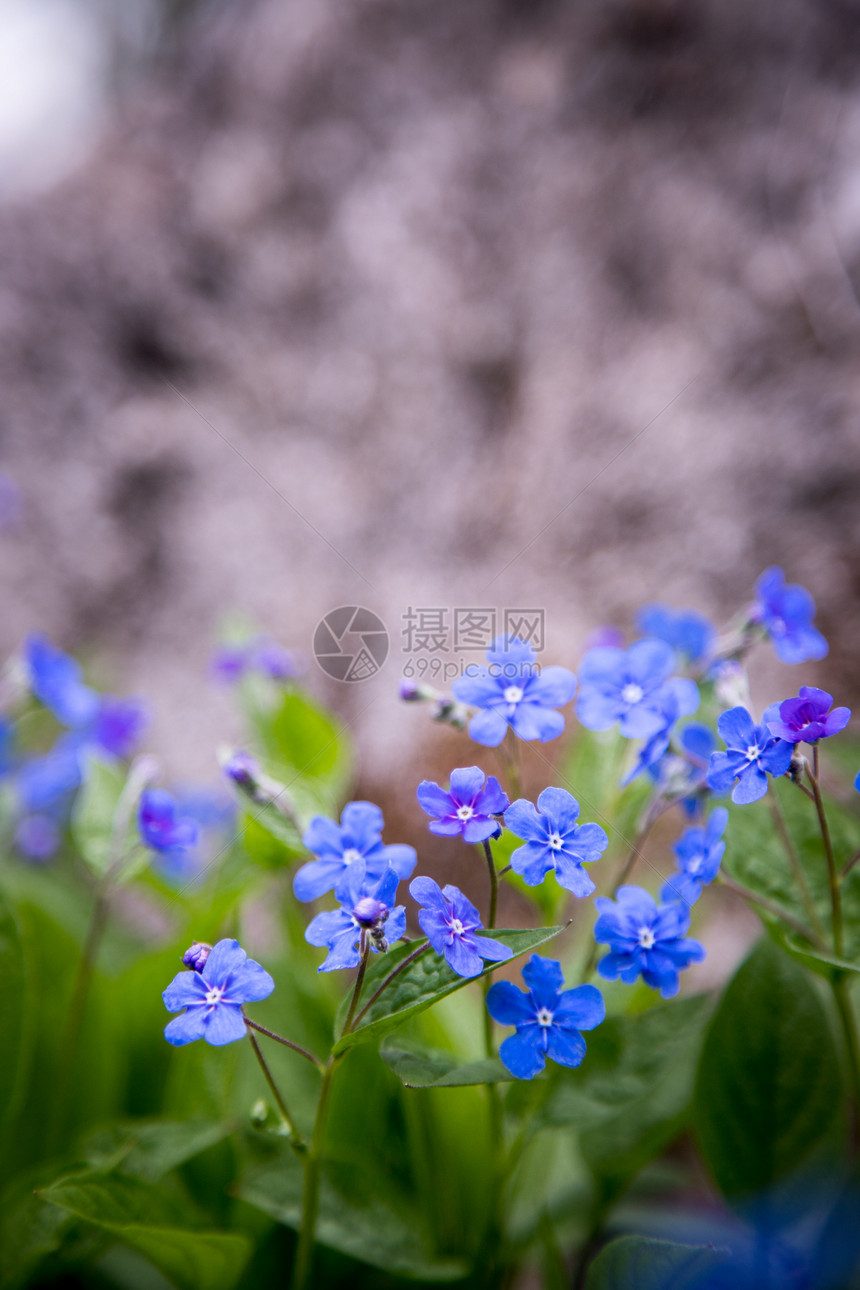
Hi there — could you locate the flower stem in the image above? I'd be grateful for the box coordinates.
[244,1019,325,1072]
[482,838,499,930]
[246,1027,305,1154]
[350,942,432,1031]
[769,794,824,937]
[340,936,370,1037]
[808,747,843,957]
[717,873,830,952]
[842,848,860,880]
[293,1057,338,1290]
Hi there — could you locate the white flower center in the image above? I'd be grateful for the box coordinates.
[621,683,644,705]
[638,927,655,949]
[548,832,564,851]
[450,918,465,936]
[342,848,362,865]
[745,744,761,761]
[536,1007,554,1027]
[456,805,474,820]
[504,685,524,704]
[204,986,224,1006]
[688,857,702,874]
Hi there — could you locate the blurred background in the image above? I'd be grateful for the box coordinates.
[1,0,858,798]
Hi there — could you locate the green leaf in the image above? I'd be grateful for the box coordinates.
[251,690,351,802]
[584,1235,726,1290]
[694,938,844,1206]
[38,1172,250,1290]
[380,1035,519,1087]
[540,995,712,1183]
[82,1119,233,1181]
[240,1156,467,1281]
[333,926,565,1055]
[0,887,27,1130]
[70,755,143,881]
[0,1172,74,1290]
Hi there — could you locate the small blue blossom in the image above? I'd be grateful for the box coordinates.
[487,955,605,1080]
[706,706,793,805]
[409,876,512,978]
[764,687,850,745]
[752,567,828,664]
[162,938,274,1046]
[294,801,416,902]
[504,787,608,898]
[139,788,200,862]
[576,639,699,740]
[306,867,406,972]
[15,740,82,813]
[450,635,576,748]
[24,633,99,728]
[661,807,728,907]
[636,604,715,664]
[594,885,705,998]
[416,766,509,844]
[14,814,61,862]
[88,697,148,759]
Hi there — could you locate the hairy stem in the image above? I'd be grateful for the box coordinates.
[341,936,370,1036]
[808,747,843,957]
[244,1019,324,1072]
[482,837,499,930]
[246,1027,305,1154]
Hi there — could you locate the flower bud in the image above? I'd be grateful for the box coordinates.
[353,897,389,929]
[398,679,437,702]
[182,941,212,972]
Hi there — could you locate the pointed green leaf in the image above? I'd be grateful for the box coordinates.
[70,755,145,882]
[694,939,844,1205]
[38,1172,250,1290]
[584,1235,726,1290]
[82,1119,233,1181]
[250,690,351,802]
[332,925,565,1055]
[240,1156,467,1281]
[380,1035,520,1087]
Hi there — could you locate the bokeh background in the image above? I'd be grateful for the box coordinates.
[1,0,858,848]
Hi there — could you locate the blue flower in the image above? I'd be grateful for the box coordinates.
[14,814,61,862]
[88,697,148,759]
[162,938,274,1045]
[706,707,793,804]
[294,801,416,902]
[487,955,605,1079]
[139,788,200,859]
[450,635,576,748]
[24,633,99,728]
[15,740,82,813]
[753,567,828,664]
[765,687,850,745]
[210,636,298,684]
[306,867,406,971]
[504,787,608,898]
[594,885,705,998]
[576,639,699,740]
[661,807,728,907]
[0,717,15,777]
[409,876,512,978]
[636,604,715,664]
[416,766,509,844]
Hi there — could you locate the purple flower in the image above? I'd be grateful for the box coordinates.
[182,941,212,972]
[451,635,576,748]
[294,801,416,903]
[306,867,406,972]
[594,885,705,999]
[139,788,200,855]
[24,633,99,728]
[162,938,274,1046]
[661,807,728,907]
[706,707,793,805]
[487,955,605,1080]
[752,567,828,664]
[636,604,715,664]
[416,766,509,844]
[576,639,699,740]
[89,697,148,759]
[765,687,850,745]
[409,876,512,978]
[504,787,608,898]
[211,645,248,684]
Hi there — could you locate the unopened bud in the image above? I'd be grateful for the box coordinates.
[432,697,470,731]
[218,746,296,818]
[398,679,437,702]
[353,897,388,929]
[182,941,212,972]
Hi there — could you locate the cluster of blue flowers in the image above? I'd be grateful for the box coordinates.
[159,564,854,1092]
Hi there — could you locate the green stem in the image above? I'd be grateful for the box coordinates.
[808,747,843,956]
[842,848,860,881]
[831,975,860,1145]
[341,937,370,1037]
[244,1019,324,1072]
[293,1058,338,1290]
[246,1027,305,1154]
[482,838,499,931]
[769,794,824,937]
[717,873,830,952]
[351,942,432,1031]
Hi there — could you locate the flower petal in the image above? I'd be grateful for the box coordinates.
[164,1007,208,1045]
[499,1028,546,1080]
[486,980,533,1025]
[467,708,510,747]
[545,1025,587,1068]
[554,983,605,1031]
[202,1003,247,1046]
[163,971,207,1012]
[504,799,545,842]
[448,765,486,803]
[416,781,454,819]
